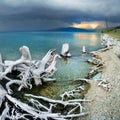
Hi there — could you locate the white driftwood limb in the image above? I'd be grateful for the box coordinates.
[0,46,31,80]
[45,54,60,73]
[60,88,83,101]
[97,79,111,91]
[19,46,31,61]
[29,98,50,111]
[88,66,101,78]
[76,78,90,82]
[87,57,103,65]
[0,102,9,120]
[25,94,90,104]
[62,112,88,118]
[6,80,23,94]
[6,94,71,120]
[32,49,58,85]
[101,34,118,47]
[82,46,86,53]
[60,82,91,101]
[87,54,104,78]
[6,94,62,119]
[25,94,89,119]
[61,43,71,58]
[0,84,7,107]
[0,46,60,92]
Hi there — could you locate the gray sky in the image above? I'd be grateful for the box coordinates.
[0,0,120,31]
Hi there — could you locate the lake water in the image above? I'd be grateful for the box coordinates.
[0,32,102,99]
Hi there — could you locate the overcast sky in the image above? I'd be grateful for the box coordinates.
[0,0,120,31]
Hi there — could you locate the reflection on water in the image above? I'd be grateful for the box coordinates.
[74,33,98,41]
[74,33,99,47]
[60,58,69,67]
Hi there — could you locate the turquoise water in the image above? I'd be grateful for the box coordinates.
[0,32,102,98]
[0,32,101,59]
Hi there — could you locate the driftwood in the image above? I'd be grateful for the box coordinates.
[87,56,104,79]
[25,94,89,119]
[0,46,31,80]
[82,46,86,53]
[0,45,91,120]
[90,47,112,58]
[0,92,90,120]
[74,78,90,82]
[0,54,7,108]
[101,34,117,47]
[0,102,9,120]
[97,79,111,91]
[90,51,102,60]
[87,57,104,65]
[60,43,71,58]
[60,85,90,101]
[0,84,7,107]
[0,46,61,94]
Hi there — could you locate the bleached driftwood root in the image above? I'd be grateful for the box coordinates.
[87,45,105,79]
[87,59,103,79]
[0,93,90,120]
[60,86,91,102]
[97,79,111,91]
[101,34,118,47]
[25,94,89,119]
[74,78,90,83]
[60,43,71,58]
[0,87,89,119]
[0,102,9,120]
[0,46,31,80]
[88,56,102,64]
[0,45,90,120]
[88,65,103,78]
[0,84,7,107]
[0,46,61,94]
[82,46,86,54]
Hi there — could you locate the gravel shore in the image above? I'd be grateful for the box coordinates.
[81,45,120,120]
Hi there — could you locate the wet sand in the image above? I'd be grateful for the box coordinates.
[81,45,120,120]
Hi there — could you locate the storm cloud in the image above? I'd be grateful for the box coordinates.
[0,0,120,31]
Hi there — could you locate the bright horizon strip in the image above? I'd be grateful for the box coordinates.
[71,21,104,29]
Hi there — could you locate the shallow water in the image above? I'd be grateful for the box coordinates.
[0,32,102,99]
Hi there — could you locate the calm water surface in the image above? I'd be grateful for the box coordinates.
[0,32,102,99]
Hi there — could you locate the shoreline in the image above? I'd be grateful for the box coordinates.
[81,35,120,120]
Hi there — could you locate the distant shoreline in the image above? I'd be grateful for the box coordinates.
[0,27,96,33]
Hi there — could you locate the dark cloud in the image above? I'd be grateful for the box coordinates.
[0,0,120,31]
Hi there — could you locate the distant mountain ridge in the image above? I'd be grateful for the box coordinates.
[48,27,96,32]
[0,27,96,32]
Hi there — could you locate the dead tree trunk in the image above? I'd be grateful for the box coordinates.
[60,43,71,58]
